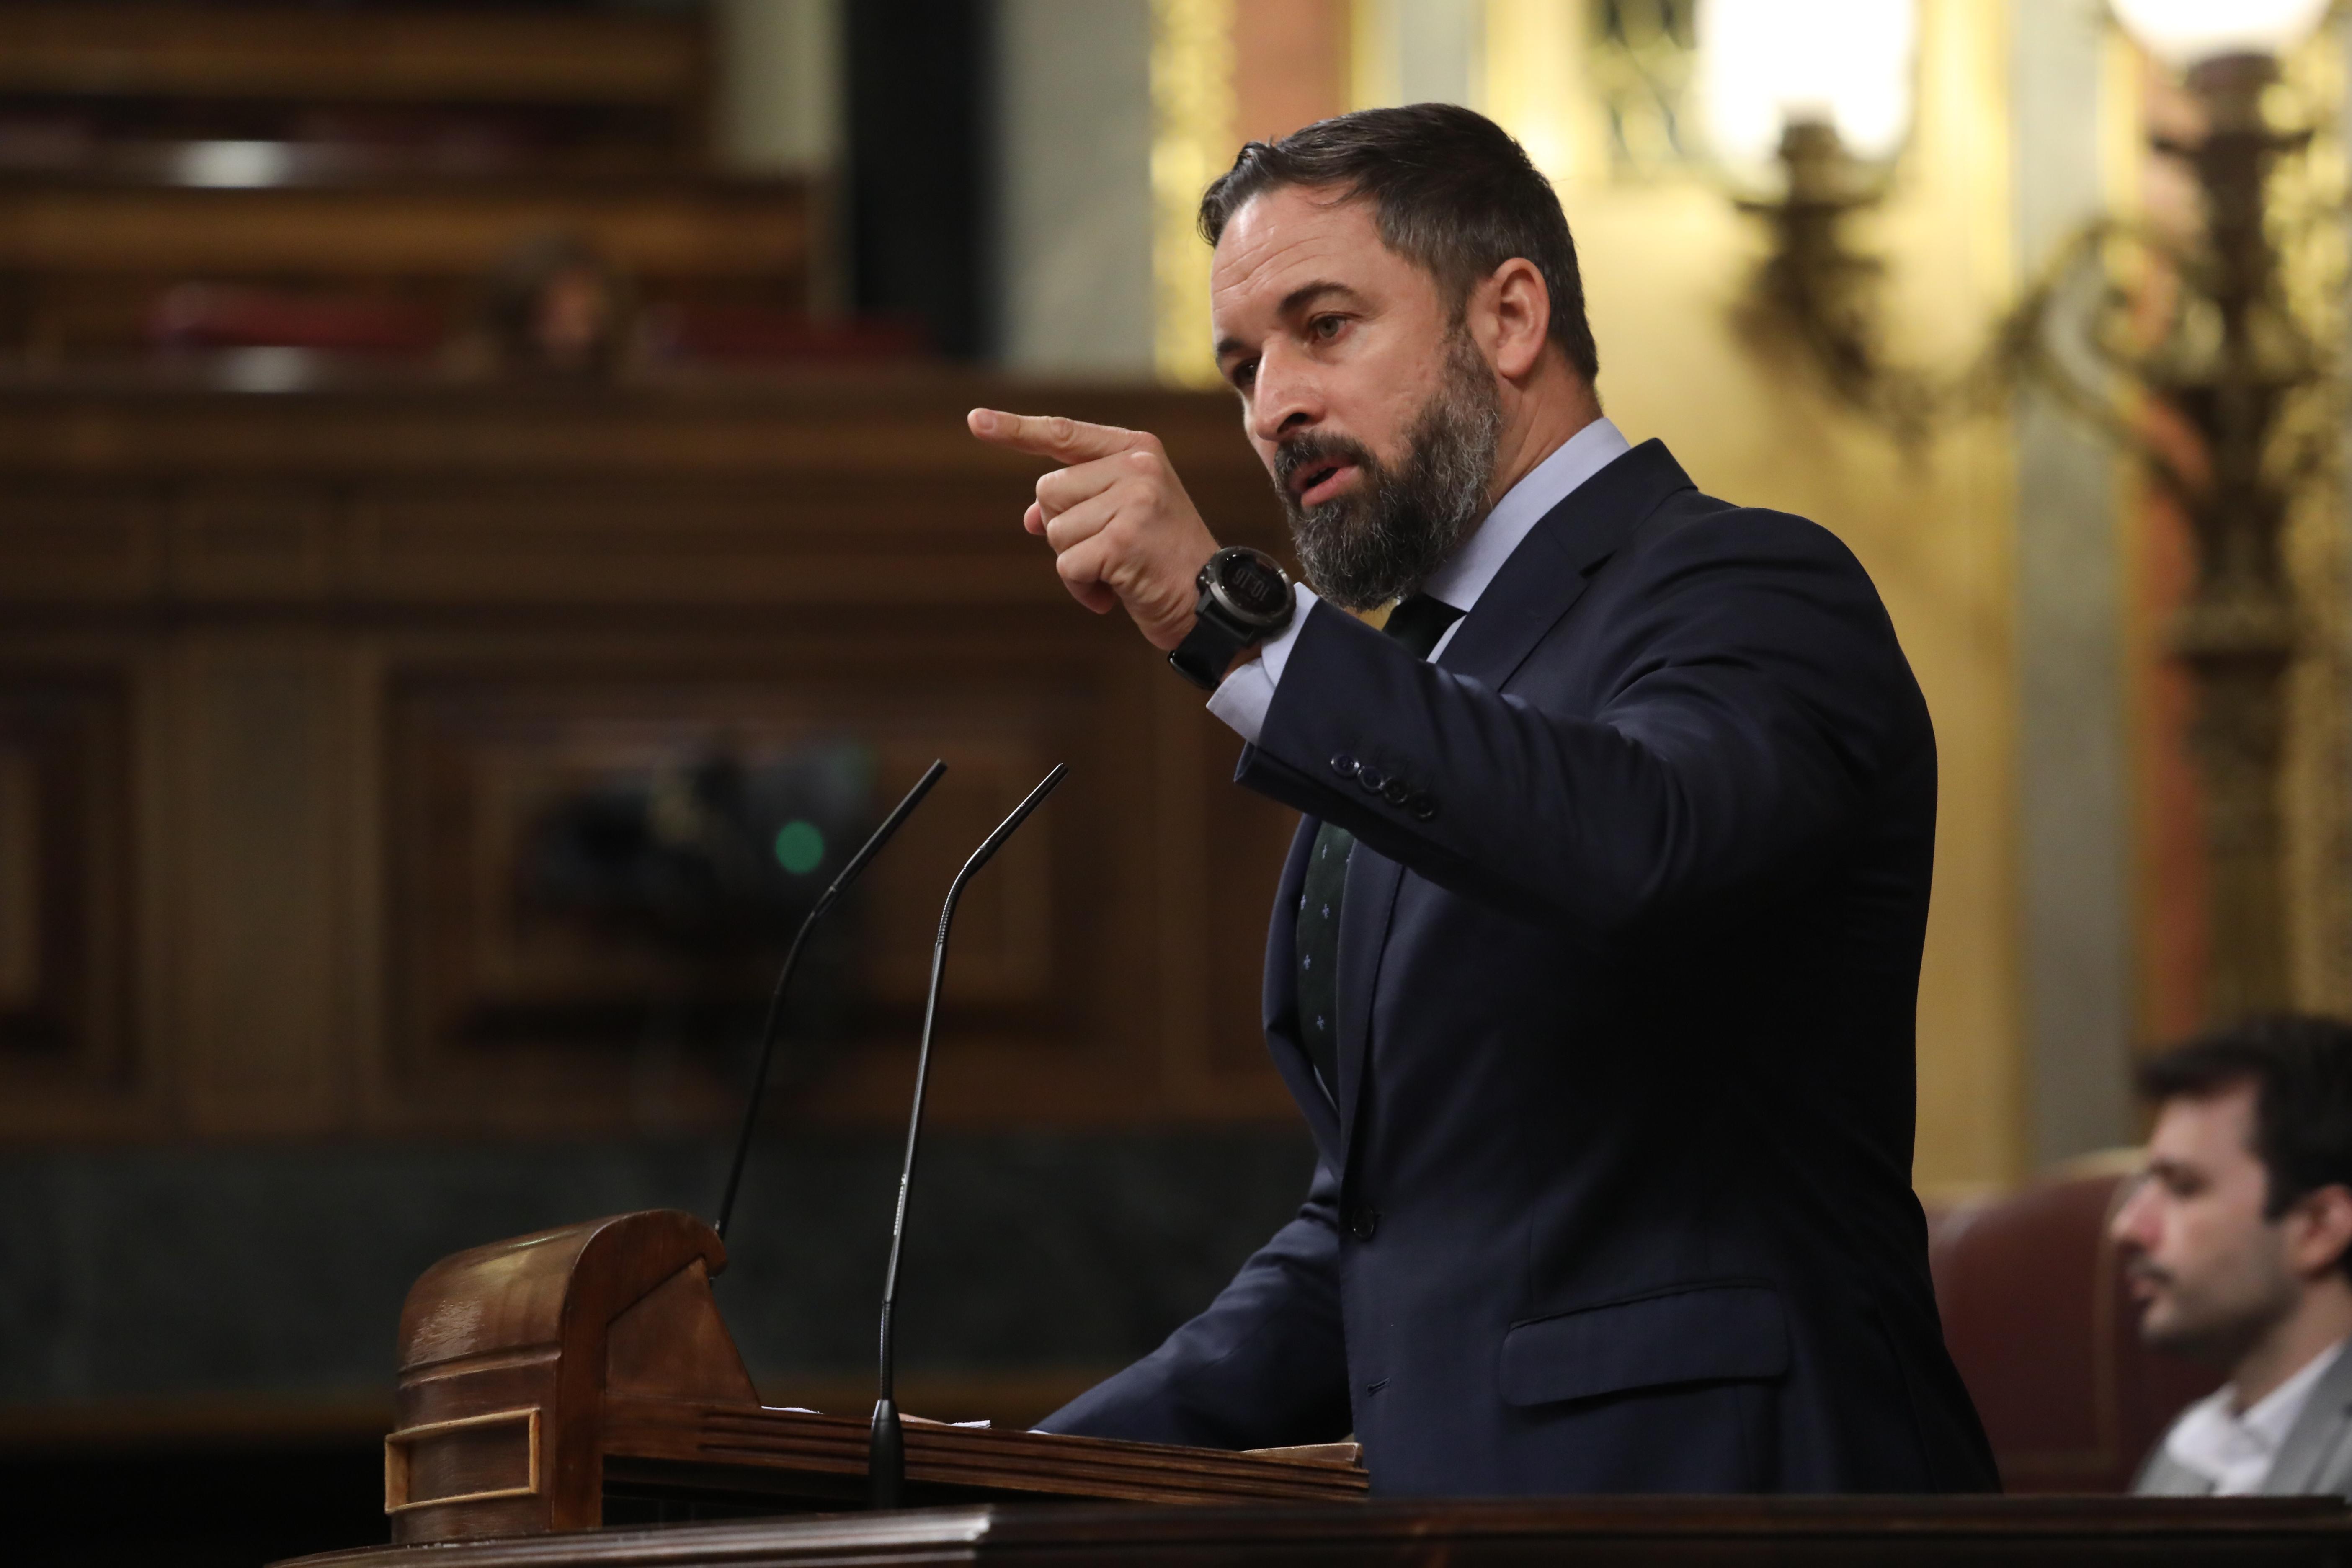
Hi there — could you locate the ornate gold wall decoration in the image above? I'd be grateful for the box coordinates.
[2272,21,2351,1016]
[1483,0,1602,184]
[1150,0,1237,387]
[1585,0,1700,177]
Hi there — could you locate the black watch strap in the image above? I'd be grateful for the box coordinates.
[1168,611,1254,691]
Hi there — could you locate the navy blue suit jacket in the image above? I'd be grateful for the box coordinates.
[1039,440,1999,1495]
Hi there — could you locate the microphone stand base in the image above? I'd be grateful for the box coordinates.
[867,1397,905,1510]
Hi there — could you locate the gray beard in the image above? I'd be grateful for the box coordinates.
[1274,331,1503,611]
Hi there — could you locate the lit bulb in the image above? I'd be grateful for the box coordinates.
[2110,0,2330,67]
[1697,0,1919,176]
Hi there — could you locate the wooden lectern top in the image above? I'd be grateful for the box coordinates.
[384,1209,1366,1543]
[300,1495,2352,1568]
[349,1209,2352,1566]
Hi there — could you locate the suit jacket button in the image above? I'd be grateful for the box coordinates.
[1381,778,1409,805]
[1409,793,1436,821]
[1348,1206,1380,1241]
[1330,752,1357,777]
[1357,765,1387,792]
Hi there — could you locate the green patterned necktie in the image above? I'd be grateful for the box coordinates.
[1292,593,1462,1105]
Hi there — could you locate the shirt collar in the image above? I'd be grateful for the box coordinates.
[2164,1338,2347,1491]
[2245,1338,2346,1447]
[1424,415,1632,616]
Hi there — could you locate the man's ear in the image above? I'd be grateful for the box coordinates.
[2287,1183,2352,1280]
[1478,258,1553,382]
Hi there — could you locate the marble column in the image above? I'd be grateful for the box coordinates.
[995,0,1157,377]
[2011,0,2135,1163]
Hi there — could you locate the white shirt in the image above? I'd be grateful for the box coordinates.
[1207,417,1634,743]
[2162,1339,2347,1495]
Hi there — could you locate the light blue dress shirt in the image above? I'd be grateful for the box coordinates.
[1207,415,1634,743]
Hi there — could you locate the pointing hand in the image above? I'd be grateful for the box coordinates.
[969,408,1221,651]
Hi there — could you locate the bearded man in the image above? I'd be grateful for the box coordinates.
[969,103,1996,1495]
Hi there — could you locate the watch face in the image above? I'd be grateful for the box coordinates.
[1217,552,1291,622]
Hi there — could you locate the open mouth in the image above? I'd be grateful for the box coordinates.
[1292,459,1355,508]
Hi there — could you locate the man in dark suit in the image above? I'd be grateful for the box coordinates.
[968,103,1995,1495]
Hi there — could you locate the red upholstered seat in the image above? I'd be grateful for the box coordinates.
[148,283,445,356]
[641,302,926,364]
[1928,1161,2220,1493]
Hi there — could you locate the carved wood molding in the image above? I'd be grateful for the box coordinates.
[0,665,139,1134]
[0,380,1302,1140]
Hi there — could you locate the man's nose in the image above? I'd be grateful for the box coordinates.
[1248,343,1320,446]
[2109,1180,2156,1248]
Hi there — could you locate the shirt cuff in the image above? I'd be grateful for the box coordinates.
[1204,585,1319,744]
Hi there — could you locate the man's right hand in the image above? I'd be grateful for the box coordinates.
[968,409,1222,652]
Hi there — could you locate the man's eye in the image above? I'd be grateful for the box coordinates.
[1232,359,1258,389]
[1311,316,1343,341]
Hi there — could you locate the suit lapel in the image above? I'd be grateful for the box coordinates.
[2261,1342,2352,1494]
[1437,438,1695,688]
[1284,441,1698,1172]
[1322,442,1692,1165]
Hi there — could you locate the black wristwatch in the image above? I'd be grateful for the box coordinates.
[1168,546,1296,691]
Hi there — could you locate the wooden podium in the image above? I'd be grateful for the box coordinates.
[383,1209,1367,1543]
[362,1208,2352,1566]
[322,1496,2352,1567]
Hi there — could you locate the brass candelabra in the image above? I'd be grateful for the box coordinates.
[1746,54,2333,1021]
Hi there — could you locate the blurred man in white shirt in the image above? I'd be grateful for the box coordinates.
[2115,1016,2352,1496]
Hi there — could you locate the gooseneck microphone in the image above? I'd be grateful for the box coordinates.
[714,758,948,1242]
[868,763,1068,1509]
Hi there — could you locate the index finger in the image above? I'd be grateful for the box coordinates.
[969,408,1148,464]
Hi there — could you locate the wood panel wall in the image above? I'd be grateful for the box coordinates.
[0,373,1301,1142]
[0,5,710,118]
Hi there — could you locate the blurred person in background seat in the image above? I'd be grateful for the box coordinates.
[2117,1015,2352,1496]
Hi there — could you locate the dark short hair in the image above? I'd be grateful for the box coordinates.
[1197,103,1600,382]
[2138,1015,2352,1223]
